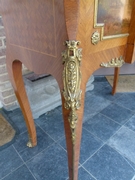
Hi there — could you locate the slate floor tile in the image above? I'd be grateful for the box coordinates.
[100,103,133,125]
[84,94,111,122]
[94,85,123,101]
[35,110,65,141]
[1,76,135,180]
[94,76,108,82]
[58,128,103,164]
[93,82,109,94]
[55,105,62,112]
[3,108,22,116]
[2,165,35,180]
[13,126,54,162]
[26,143,68,180]
[83,145,135,180]
[80,129,103,164]
[7,109,27,134]
[78,167,95,180]
[124,157,135,171]
[93,76,109,92]
[107,126,135,164]
[114,93,135,111]
[125,114,135,132]
[83,113,121,142]
[0,145,23,179]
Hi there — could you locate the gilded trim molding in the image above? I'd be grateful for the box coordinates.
[62,40,82,144]
[94,0,130,41]
[101,56,125,68]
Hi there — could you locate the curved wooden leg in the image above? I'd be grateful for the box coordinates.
[7,60,37,147]
[112,67,120,95]
[61,40,84,180]
[62,93,85,180]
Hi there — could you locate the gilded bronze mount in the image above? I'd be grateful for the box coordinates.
[101,56,125,68]
[62,40,82,145]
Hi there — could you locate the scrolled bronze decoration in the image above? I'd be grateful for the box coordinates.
[101,56,125,68]
[27,141,33,148]
[91,31,100,45]
[62,40,82,145]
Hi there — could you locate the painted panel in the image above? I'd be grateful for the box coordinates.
[95,0,134,39]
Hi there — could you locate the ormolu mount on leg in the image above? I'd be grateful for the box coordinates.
[62,40,82,145]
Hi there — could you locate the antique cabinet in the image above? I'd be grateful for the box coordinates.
[0,0,135,179]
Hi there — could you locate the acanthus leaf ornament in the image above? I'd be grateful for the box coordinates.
[62,40,82,145]
[101,56,125,68]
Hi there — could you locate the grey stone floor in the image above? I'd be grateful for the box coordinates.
[1,76,135,180]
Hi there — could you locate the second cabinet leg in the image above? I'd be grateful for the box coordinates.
[112,67,120,95]
[7,60,37,147]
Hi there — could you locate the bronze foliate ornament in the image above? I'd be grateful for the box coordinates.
[62,40,82,144]
[101,56,125,68]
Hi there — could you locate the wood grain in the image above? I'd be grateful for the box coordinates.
[125,0,135,63]
[112,67,120,95]
[0,0,135,179]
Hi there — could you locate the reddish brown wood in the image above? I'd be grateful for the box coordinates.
[112,67,120,95]
[1,0,135,179]
[6,59,37,146]
[64,0,80,40]
[61,79,87,180]
[125,0,135,63]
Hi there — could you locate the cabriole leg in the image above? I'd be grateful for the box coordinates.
[7,60,37,147]
[112,67,120,95]
[62,95,85,180]
[62,40,84,180]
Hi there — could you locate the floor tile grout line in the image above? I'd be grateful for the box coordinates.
[131,175,135,180]
[8,126,135,179]
[35,122,64,143]
[56,141,67,153]
[106,143,135,171]
[13,128,58,164]
[123,156,135,171]
[0,164,25,180]
[19,129,28,135]
[25,163,37,180]
[82,125,135,178]
[99,111,131,126]
[113,100,135,113]
[13,123,68,165]
[83,110,135,144]
[109,101,135,113]
[83,116,123,145]
[81,125,129,167]
[94,93,124,103]
[122,125,135,135]
[12,144,26,163]
[23,141,56,164]
[80,165,97,180]
[106,124,135,146]
[124,114,135,124]
[81,142,106,166]
[14,138,38,180]
[83,127,104,143]
[2,77,135,180]
[99,111,135,135]
[0,145,25,180]
[24,141,68,180]
[105,123,135,168]
[105,125,124,144]
[14,123,59,155]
